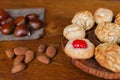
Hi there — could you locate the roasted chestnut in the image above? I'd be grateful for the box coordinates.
[1,23,15,35]
[0,10,13,26]
[0,27,2,34]
[29,19,42,30]
[0,16,13,26]
[14,16,26,26]
[14,25,30,37]
[0,9,8,19]
[0,18,6,26]
[25,13,38,20]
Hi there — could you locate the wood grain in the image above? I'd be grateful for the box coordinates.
[0,0,120,80]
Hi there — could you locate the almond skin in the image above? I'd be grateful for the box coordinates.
[14,47,29,55]
[13,55,25,66]
[24,50,34,63]
[11,63,26,73]
[38,44,47,53]
[37,55,51,64]
[46,46,57,58]
[5,49,14,59]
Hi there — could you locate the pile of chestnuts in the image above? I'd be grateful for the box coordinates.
[0,9,43,37]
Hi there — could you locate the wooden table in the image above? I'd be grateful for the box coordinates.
[0,0,120,80]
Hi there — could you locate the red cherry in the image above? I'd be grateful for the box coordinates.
[72,39,87,48]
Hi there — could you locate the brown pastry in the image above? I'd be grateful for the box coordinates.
[71,11,95,30]
[63,24,85,40]
[115,13,120,26]
[65,39,95,59]
[94,22,120,43]
[95,42,120,72]
[94,8,113,24]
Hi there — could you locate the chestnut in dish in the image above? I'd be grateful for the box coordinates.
[0,18,6,26]
[25,13,38,20]
[0,9,13,26]
[1,23,15,35]
[0,10,43,38]
[0,9,5,17]
[14,16,26,26]
[0,14,13,26]
[29,19,42,30]
[14,25,30,37]
[0,9,9,19]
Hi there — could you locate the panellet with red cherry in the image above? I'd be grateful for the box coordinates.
[65,39,95,59]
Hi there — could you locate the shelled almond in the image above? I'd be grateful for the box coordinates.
[37,55,51,64]
[46,46,57,58]
[14,47,29,55]
[5,49,14,59]
[38,44,47,53]
[11,63,26,73]
[13,55,25,66]
[4,44,58,73]
[5,46,35,73]
[24,50,34,63]
[37,44,58,64]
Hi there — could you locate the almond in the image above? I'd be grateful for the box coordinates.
[11,63,26,73]
[24,50,34,63]
[13,55,25,66]
[5,49,14,59]
[14,47,29,55]
[37,55,51,64]
[46,46,57,58]
[38,44,47,53]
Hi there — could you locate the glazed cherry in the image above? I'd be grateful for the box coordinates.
[72,39,88,48]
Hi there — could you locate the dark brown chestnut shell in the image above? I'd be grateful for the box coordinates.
[0,14,13,26]
[28,19,42,30]
[25,13,38,21]
[1,22,15,35]
[14,25,30,37]
[14,16,26,26]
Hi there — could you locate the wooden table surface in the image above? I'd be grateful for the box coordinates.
[0,0,120,80]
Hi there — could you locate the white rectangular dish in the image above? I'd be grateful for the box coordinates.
[0,8,45,41]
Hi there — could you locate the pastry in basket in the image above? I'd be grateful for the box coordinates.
[115,13,120,26]
[64,39,95,59]
[63,24,85,40]
[94,8,113,24]
[94,22,120,43]
[95,42,120,72]
[71,11,95,30]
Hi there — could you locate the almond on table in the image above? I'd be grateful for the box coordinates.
[14,47,29,55]
[37,55,51,64]
[38,44,47,53]
[13,55,25,66]
[45,46,57,58]
[11,63,26,73]
[24,50,34,63]
[5,49,14,59]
